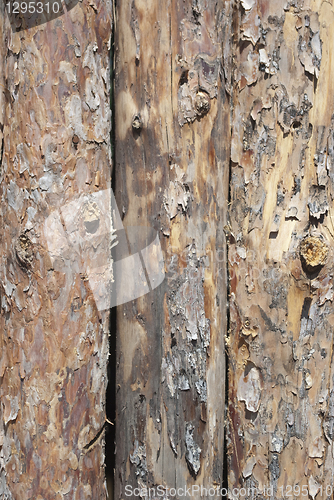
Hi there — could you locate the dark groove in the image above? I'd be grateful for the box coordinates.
[0,136,3,173]
[84,423,106,450]
[222,157,232,499]
[223,0,239,492]
[105,8,116,498]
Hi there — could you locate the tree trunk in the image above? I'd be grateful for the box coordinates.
[114,0,231,497]
[0,1,112,498]
[228,0,334,498]
[3,0,334,497]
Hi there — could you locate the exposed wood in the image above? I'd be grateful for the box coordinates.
[228,0,334,497]
[114,0,231,497]
[0,1,112,497]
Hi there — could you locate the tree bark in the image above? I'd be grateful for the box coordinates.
[0,1,112,498]
[114,0,231,497]
[4,0,334,497]
[228,0,334,497]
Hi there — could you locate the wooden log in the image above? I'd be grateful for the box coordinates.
[0,1,112,497]
[228,0,334,497]
[114,0,232,497]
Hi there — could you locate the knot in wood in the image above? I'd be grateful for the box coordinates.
[132,114,143,130]
[300,236,328,270]
[72,134,79,145]
[15,234,34,268]
[194,91,210,117]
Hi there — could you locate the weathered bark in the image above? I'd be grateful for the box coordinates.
[115,0,231,497]
[0,1,112,498]
[228,0,334,498]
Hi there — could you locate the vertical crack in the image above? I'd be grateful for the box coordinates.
[223,1,238,493]
[106,8,116,498]
[223,156,233,498]
[0,135,3,173]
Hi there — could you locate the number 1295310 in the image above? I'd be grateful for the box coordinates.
[6,1,61,14]
[279,484,332,497]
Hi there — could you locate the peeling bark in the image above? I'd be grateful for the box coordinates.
[115,0,231,497]
[228,0,334,498]
[0,1,112,498]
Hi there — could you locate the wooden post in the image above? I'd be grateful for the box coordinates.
[228,0,334,497]
[0,1,112,497]
[114,1,231,497]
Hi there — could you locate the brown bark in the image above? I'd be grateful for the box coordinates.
[0,1,112,498]
[114,0,231,497]
[228,0,334,498]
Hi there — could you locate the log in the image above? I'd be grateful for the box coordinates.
[0,1,112,497]
[114,1,231,497]
[228,0,334,497]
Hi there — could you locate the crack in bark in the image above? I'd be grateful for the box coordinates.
[83,423,107,451]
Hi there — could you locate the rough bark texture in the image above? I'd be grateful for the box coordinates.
[115,0,231,497]
[228,0,334,498]
[0,1,112,498]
